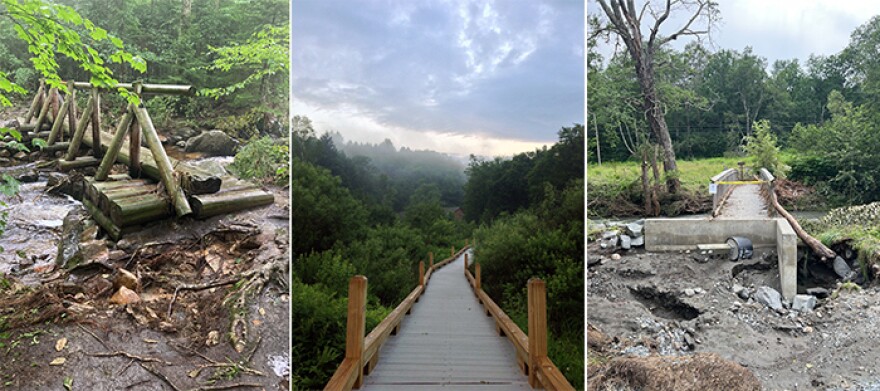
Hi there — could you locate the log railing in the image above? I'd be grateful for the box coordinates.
[325,245,471,391]
[464,255,575,390]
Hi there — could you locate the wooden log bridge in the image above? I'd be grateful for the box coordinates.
[325,246,574,391]
[15,80,274,239]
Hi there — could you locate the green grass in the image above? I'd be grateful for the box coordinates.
[588,156,747,192]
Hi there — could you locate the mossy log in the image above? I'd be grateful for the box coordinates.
[190,187,273,218]
[134,106,192,217]
[58,156,100,171]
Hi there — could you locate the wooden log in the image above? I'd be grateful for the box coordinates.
[134,106,192,217]
[33,87,57,135]
[527,278,548,389]
[345,276,367,389]
[72,81,194,95]
[109,195,171,226]
[82,198,122,240]
[17,123,50,132]
[769,185,836,260]
[429,252,433,269]
[419,261,425,286]
[180,172,222,195]
[66,81,76,144]
[58,156,100,172]
[65,95,94,160]
[189,188,273,218]
[96,186,156,213]
[24,81,45,123]
[41,142,70,153]
[90,88,102,158]
[46,96,70,146]
[129,120,141,177]
[95,108,135,181]
[476,263,481,292]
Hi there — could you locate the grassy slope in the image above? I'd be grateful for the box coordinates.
[588,156,746,193]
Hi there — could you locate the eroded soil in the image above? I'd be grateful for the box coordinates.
[588,244,880,391]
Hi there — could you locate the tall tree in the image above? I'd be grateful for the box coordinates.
[593,0,718,193]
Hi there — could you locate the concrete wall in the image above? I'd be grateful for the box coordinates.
[644,217,799,301]
[645,218,778,251]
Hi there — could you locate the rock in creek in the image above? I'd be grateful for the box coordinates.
[185,130,239,156]
[56,208,87,269]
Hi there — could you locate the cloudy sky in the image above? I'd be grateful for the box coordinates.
[590,0,880,66]
[292,0,584,158]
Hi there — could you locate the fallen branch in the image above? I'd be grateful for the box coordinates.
[167,277,241,317]
[87,351,171,365]
[768,185,836,261]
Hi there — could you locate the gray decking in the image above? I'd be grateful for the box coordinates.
[362,250,530,390]
[717,184,768,219]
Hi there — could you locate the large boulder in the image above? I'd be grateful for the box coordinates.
[184,130,239,156]
[167,126,201,145]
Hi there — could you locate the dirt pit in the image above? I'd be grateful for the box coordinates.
[588,244,880,391]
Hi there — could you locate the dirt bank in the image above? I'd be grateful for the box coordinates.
[588,244,880,390]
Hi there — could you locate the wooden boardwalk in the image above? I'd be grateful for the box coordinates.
[362,250,530,390]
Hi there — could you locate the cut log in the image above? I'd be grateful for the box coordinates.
[24,82,44,123]
[65,96,94,160]
[190,187,273,218]
[95,108,135,180]
[90,88,102,158]
[109,194,171,226]
[33,87,57,135]
[41,142,70,153]
[73,82,194,95]
[181,172,221,195]
[46,97,70,145]
[18,123,51,132]
[769,186,836,260]
[134,106,192,217]
[58,156,100,172]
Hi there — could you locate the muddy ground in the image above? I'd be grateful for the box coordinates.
[0,110,290,390]
[588,244,880,391]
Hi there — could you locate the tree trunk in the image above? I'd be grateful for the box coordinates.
[635,52,681,194]
[641,149,652,216]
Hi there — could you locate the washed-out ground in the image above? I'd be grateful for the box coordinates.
[588,243,880,391]
[0,108,290,390]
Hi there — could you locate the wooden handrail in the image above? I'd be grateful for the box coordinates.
[325,245,471,390]
[464,256,575,390]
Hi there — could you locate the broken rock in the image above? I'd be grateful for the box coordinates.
[620,235,632,250]
[792,294,817,312]
[753,286,783,311]
[114,269,141,292]
[110,286,141,305]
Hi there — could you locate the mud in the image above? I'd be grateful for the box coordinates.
[588,244,880,391]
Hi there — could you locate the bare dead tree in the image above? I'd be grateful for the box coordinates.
[593,0,719,193]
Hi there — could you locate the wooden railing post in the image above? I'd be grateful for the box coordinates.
[346,276,367,389]
[429,252,434,269]
[25,79,45,123]
[475,263,481,292]
[90,87,102,158]
[419,261,425,286]
[464,253,469,274]
[451,245,455,257]
[528,278,547,388]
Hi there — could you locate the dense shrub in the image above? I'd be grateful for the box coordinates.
[229,136,289,186]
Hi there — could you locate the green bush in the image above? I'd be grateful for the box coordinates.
[743,119,790,177]
[229,136,289,185]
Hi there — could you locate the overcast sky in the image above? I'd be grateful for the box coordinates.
[590,0,880,66]
[292,0,584,158]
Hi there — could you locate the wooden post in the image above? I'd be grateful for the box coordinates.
[95,107,135,180]
[464,252,468,274]
[51,88,60,121]
[24,80,45,123]
[345,276,367,389]
[528,278,547,388]
[475,263,481,292]
[66,80,76,143]
[419,261,425,286]
[90,88,102,158]
[33,87,58,134]
[129,82,142,177]
[46,92,71,146]
[65,95,94,160]
[134,106,193,217]
[429,252,434,269]
[451,245,455,257]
